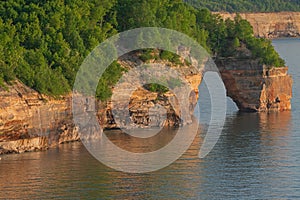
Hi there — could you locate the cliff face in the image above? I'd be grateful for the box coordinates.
[0,52,293,154]
[0,81,79,154]
[217,58,292,112]
[217,12,300,38]
[98,53,202,129]
[0,54,202,154]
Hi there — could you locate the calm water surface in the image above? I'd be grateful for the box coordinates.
[0,39,300,199]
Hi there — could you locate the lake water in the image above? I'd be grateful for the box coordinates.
[0,39,300,199]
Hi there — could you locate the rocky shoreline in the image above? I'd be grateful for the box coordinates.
[0,81,80,154]
[0,55,293,154]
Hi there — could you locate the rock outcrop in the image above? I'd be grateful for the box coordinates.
[217,12,300,38]
[98,52,202,129]
[0,51,293,154]
[0,81,79,154]
[216,58,292,112]
[0,52,202,154]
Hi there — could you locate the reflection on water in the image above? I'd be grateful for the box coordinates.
[202,112,296,199]
[1,111,299,199]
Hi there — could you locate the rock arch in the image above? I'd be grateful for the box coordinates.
[216,58,292,112]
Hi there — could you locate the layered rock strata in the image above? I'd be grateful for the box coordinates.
[98,53,202,129]
[217,58,292,112]
[0,81,79,154]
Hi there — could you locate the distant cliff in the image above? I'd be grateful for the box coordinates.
[217,12,300,38]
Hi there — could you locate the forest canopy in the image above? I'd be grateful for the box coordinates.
[0,0,285,99]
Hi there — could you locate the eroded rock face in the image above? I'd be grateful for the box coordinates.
[97,52,202,129]
[217,12,300,38]
[216,58,292,112]
[0,53,202,154]
[0,81,79,154]
[0,52,293,154]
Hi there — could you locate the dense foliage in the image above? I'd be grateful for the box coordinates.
[0,0,285,99]
[197,11,285,66]
[185,0,300,12]
[0,0,118,95]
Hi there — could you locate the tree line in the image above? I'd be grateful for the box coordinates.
[0,0,284,99]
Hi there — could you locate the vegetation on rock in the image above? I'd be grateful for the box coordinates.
[0,0,285,99]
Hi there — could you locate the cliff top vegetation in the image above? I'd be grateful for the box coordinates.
[0,0,284,99]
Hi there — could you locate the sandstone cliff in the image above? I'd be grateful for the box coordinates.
[0,52,202,154]
[217,12,300,38]
[0,51,293,154]
[0,81,79,154]
[98,52,202,129]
